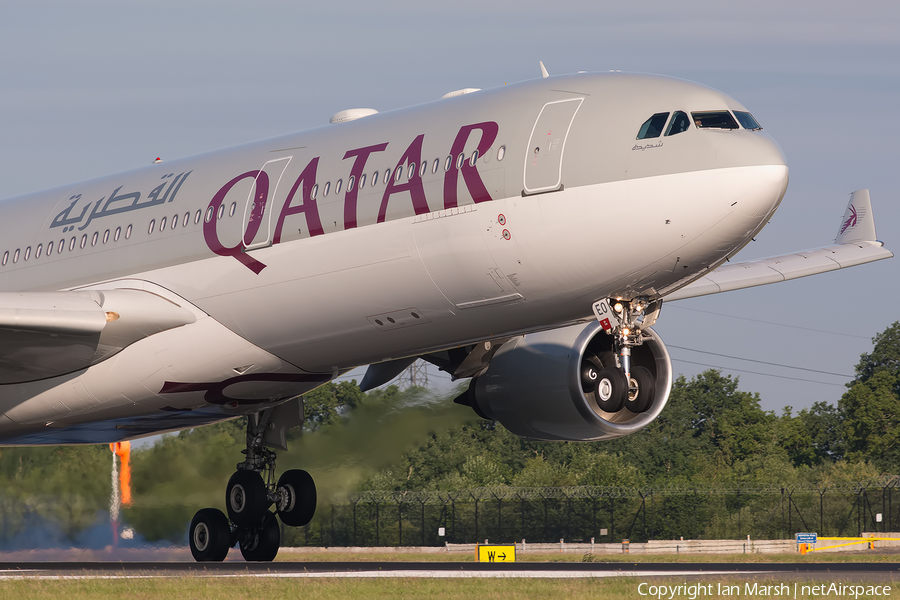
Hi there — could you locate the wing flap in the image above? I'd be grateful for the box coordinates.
[0,293,107,335]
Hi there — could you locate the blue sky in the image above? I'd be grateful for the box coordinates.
[1,1,898,413]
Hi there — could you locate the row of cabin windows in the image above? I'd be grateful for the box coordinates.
[2,224,133,266]
[2,145,511,265]
[148,209,204,235]
[199,144,508,221]
[307,145,506,202]
[636,110,763,140]
[2,209,207,267]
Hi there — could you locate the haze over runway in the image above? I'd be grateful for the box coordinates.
[0,1,897,412]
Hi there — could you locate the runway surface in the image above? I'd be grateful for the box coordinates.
[0,561,897,579]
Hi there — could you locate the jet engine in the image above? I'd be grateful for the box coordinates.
[454,321,672,441]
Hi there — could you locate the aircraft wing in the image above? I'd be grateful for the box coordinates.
[0,288,197,384]
[663,190,892,302]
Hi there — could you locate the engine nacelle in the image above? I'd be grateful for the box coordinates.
[456,321,672,441]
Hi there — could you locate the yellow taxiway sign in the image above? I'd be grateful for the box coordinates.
[477,544,516,562]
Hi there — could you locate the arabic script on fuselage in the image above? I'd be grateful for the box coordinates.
[50,171,192,233]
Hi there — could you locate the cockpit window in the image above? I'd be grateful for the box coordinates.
[665,111,691,136]
[636,112,669,139]
[734,111,762,130]
[691,111,739,130]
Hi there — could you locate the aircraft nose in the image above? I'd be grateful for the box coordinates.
[721,132,789,218]
[718,130,787,170]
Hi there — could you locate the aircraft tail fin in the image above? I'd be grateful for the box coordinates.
[835,189,879,244]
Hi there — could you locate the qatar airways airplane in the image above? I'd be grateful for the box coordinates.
[0,66,890,561]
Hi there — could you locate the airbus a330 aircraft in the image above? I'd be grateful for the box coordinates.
[0,67,890,561]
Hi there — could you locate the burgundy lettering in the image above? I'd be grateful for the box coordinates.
[273,157,325,243]
[377,134,429,223]
[443,122,499,209]
[342,143,388,229]
[203,171,268,274]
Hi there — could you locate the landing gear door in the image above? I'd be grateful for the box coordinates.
[523,98,583,195]
[592,299,619,333]
[243,157,292,250]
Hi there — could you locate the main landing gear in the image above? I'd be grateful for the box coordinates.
[584,296,661,414]
[189,408,316,562]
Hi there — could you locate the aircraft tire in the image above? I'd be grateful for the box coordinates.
[239,511,281,562]
[593,367,627,413]
[189,508,231,562]
[626,366,655,413]
[226,470,269,527]
[276,469,317,527]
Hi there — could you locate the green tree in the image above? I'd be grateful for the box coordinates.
[302,380,365,430]
[840,322,900,468]
[853,321,900,382]
[606,370,778,482]
[777,402,844,467]
[0,445,110,543]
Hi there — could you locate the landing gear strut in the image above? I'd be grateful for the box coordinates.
[189,404,316,562]
[587,296,661,414]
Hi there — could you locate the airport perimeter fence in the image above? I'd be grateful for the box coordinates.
[283,476,900,547]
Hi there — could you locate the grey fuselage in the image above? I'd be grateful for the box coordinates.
[0,72,788,444]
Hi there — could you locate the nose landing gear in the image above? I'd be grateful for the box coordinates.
[189,403,316,562]
[588,296,661,414]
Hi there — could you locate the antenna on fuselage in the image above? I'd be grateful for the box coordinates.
[539,61,549,79]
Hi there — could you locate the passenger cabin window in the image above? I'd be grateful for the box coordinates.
[665,111,691,136]
[691,111,739,130]
[734,111,762,130]
[636,112,669,139]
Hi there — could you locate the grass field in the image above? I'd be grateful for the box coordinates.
[0,577,630,599]
[3,574,899,600]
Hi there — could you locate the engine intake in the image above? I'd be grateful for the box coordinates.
[455,321,672,441]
